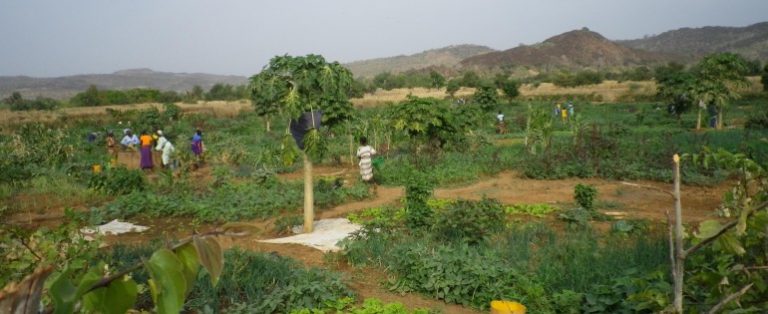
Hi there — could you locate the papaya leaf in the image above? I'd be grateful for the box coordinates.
[717,233,746,255]
[146,248,187,314]
[193,236,224,286]
[49,268,76,314]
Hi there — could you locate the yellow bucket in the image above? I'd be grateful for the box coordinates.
[92,164,102,174]
[490,300,526,314]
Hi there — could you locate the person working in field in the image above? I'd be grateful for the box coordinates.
[120,129,139,150]
[496,111,506,134]
[155,130,175,169]
[106,131,117,166]
[190,129,204,165]
[356,136,377,185]
[139,130,154,170]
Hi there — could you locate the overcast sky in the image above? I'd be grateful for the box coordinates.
[1,0,766,77]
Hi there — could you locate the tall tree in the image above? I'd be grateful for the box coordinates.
[694,53,749,129]
[429,70,445,89]
[249,54,354,232]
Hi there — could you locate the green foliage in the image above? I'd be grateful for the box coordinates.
[70,85,183,106]
[574,183,597,210]
[472,84,498,111]
[88,166,146,195]
[387,96,466,149]
[2,92,60,111]
[504,203,558,217]
[387,243,550,311]
[273,214,303,235]
[0,211,99,286]
[762,64,768,92]
[444,79,460,97]
[432,198,505,243]
[552,70,603,87]
[187,249,352,313]
[290,297,430,314]
[249,54,354,128]
[404,172,434,229]
[94,177,369,223]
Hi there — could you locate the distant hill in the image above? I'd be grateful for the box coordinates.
[344,44,495,78]
[618,22,768,60]
[0,68,247,100]
[460,28,675,70]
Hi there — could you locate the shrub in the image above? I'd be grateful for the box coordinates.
[404,173,434,229]
[574,183,597,210]
[87,166,146,195]
[432,198,505,243]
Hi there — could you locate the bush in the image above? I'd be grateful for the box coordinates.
[432,198,505,243]
[404,173,434,229]
[574,184,598,210]
[88,166,146,195]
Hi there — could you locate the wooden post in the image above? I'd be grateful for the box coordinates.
[303,153,314,233]
[673,153,684,313]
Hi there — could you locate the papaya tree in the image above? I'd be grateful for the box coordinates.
[249,54,354,232]
[693,53,749,129]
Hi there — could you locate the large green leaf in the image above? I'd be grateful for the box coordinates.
[49,268,77,314]
[81,275,138,314]
[694,220,723,239]
[146,248,187,314]
[193,236,224,286]
[175,243,200,293]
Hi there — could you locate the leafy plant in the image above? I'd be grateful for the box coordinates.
[574,183,597,210]
[504,203,558,217]
[87,166,146,195]
[432,198,505,243]
[404,173,434,229]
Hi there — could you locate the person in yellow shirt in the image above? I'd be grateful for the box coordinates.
[139,130,154,170]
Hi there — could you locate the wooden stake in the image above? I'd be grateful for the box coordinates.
[303,153,314,233]
[673,153,684,313]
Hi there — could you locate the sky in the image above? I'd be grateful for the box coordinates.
[1,0,767,77]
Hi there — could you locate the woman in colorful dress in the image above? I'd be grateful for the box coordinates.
[139,130,154,170]
[356,136,377,184]
[191,129,204,164]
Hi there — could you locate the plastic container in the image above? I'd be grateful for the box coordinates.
[490,300,526,314]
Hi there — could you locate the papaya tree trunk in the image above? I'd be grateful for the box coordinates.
[696,108,702,130]
[717,110,723,130]
[303,153,314,233]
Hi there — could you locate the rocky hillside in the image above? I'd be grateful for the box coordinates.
[460,28,674,70]
[618,22,768,60]
[0,68,247,99]
[344,44,495,78]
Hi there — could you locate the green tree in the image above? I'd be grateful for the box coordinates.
[429,70,445,89]
[249,54,354,232]
[656,65,696,121]
[495,76,520,101]
[189,85,204,101]
[761,64,768,92]
[472,84,498,111]
[71,85,105,107]
[445,80,460,98]
[694,52,749,129]
[460,71,481,88]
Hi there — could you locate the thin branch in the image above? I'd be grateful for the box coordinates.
[683,200,768,258]
[706,283,753,314]
[18,238,43,261]
[666,208,676,279]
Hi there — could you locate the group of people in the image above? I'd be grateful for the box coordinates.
[104,128,205,171]
[554,101,576,122]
